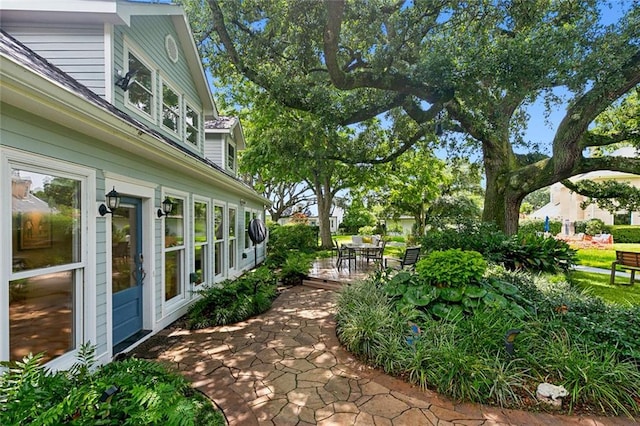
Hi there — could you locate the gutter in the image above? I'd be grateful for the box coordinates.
[0,55,270,206]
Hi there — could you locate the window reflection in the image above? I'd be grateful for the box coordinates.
[11,172,81,272]
[164,250,180,300]
[214,205,224,277]
[10,271,75,363]
[164,197,184,301]
[127,52,153,116]
[194,202,207,285]
[9,168,82,365]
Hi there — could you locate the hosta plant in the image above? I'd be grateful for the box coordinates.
[383,270,532,321]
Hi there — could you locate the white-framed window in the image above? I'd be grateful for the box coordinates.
[244,210,252,250]
[213,203,225,279]
[2,151,93,368]
[124,44,155,120]
[227,141,236,172]
[161,79,181,135]
[228,205,237,271]
[185,102,200,147]
[193,199,209,286]
[244,209,258,250]
[163,194,186,303]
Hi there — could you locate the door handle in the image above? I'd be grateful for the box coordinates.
[132,253,146,283]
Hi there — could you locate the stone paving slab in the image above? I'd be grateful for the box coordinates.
[130,286,632,425]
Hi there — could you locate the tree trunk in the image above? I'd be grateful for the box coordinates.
[313,176,335,249]
[269,209,281,223]
[317,196,334,249]
[481,147,523,235]
[482,167,527,235]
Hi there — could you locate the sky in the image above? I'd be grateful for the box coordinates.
[519,1,632,154]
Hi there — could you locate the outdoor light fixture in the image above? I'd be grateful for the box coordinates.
[157,197,173,218]
[98,385,120,403]
[115,69,137,91]
[99,187,121,216]
[504,329,521,356]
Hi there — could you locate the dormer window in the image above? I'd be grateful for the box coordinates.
[227,142,236,172]
[185,104,199,146]
[126,50,154,118]
[162,82,180,134]
[123,41,203,148]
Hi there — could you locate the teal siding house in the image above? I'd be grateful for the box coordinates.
[1,0,269,370]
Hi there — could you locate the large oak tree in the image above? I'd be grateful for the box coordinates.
[194,0,639,234]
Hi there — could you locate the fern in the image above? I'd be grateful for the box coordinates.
[1,348,224,425]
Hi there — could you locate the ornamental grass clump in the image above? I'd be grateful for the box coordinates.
[335,270,640,417]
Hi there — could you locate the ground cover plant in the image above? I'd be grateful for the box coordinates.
[335,268,640,417]
[187,266,277,329]
[0,345,224,425]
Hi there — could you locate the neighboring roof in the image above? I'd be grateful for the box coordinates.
[0,0,217,117]
[0,29,265,202]
[205,116,246,150]
[530,202,561,220]
[205,116,239,130]
[12,183,54,214]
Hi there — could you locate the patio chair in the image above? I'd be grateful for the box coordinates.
[336,244,357,270]
[331,239,340,260]
[384,246,421,270]
[364,240,386,266]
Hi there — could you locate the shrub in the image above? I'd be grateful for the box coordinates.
[266,224,318,267]
[416,249,487,288]
[0,345,224,425]
[585,218,606,236]
[518,219,562,237]
[279,251,313,285]
[492,268,640,362]
[502,235,577,273]
[610,225,640,243]
[358,225,376,236]
[422,222,576,273]
[187,266,277,329]
[421,222,509,263]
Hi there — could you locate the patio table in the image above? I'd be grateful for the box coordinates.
[344,243,381,270]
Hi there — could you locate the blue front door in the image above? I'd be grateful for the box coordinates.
[112,198,144,347]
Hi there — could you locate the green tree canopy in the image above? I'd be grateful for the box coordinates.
[195,0,639,234]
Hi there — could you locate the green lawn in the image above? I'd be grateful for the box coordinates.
[569,270,640,306]
[575,243,640,269]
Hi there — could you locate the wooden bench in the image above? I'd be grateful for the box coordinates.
[610,251,640,285]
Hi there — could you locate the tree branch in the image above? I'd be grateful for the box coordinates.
[580,129,640,149]
[322,0,451,102]
[553,50,640,173]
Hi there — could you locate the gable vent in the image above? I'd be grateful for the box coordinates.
[165,35,179,63]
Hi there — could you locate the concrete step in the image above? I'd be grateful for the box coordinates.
[302,278,343,291]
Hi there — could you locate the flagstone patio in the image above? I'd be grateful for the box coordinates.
[129,285,629,425]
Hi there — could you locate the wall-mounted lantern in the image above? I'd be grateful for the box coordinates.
[99,187,121,216]
[157,197,173,218]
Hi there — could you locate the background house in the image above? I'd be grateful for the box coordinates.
[530,147,640,231]
[1,0,269,370]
